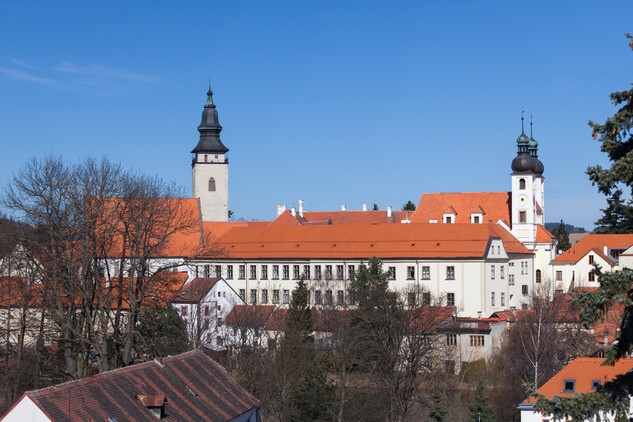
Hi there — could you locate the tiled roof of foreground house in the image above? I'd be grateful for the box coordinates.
[203,223,532,260]
[2,350,261,422]
[552,234,633,264]
[521,358,633,406]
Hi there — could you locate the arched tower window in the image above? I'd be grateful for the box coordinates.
[204,155,208,162]
[519,178,526,189]
[536,269,541,283]
[208,177,216,192]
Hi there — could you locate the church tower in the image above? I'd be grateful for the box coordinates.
[192,87,229,222]
[510,115,544,245]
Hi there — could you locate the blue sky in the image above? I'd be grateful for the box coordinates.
[1,1,632,230]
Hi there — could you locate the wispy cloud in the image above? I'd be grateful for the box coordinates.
[11,59,37,70]
[0,67,61,87]
[55,62,162,84]
[0,61,163,96]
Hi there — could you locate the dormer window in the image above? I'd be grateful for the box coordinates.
[443,206,457,224]
[444,215,453,224]
[136,394,167,420]
[563,379,575,393]
[591,380,601,391]
[472,215,480,224]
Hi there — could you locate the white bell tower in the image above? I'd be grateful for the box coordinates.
[191,87,229,222]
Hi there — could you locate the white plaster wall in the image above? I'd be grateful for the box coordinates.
[192,155,228,222]
[1,395,50,422]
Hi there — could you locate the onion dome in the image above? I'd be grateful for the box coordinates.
[191,87,229,154]
[528,121,544,175]
[511,119,536,172]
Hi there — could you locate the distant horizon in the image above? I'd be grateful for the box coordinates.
[2,1,632,230]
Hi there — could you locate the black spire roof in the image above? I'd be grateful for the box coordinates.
[191,87,229,154]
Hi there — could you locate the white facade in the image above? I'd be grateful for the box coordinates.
[192,152,228,222]
[1,394,51,422]
[172,278,244,349]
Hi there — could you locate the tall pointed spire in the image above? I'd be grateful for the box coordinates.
[191,85,228,154]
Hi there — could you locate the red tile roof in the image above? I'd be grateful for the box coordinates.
[14,350,260,421]
[205,223,531,260]
[269,209,409,227]
[411,192,511,226]
[525,357,633,403]
[224,305,277,329]
[552,234,633,264]
[171,277,221,303]
[536,225,556,243]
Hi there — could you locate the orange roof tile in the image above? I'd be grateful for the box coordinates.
[205,223,531,260]
[224,305,276,328]
[411,192,511,225]
[536,224,556,243]
[552,234,633,264]
[269,209,409,226]
[171,277,221,303]
[525,358,633,403]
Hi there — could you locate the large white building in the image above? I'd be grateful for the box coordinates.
[180,89,558,318]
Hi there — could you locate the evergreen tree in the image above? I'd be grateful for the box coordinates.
[594,190,633,233]
[373,203,379,210]
[552,219,571,251]
[428,388,449,422]
[533,34,633,421]
[468,379,496,422]
[135,307,190,358]
[285,277,313,342]
[401,200,416,211]
[291,360,335,421]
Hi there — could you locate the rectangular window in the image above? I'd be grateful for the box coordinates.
[509,274,515,285]
[272,289,280,304]
[250,265,256,279]
[348,265,355,280]
[315,290,322,305]
[283,265,290,279]
[408,293,415,307]
[519,211,527,223]
[500,266,505,279]
[588,272,595,282]
[293,265,300,279]
[589,255,594,264]
[204,305,210,316]
[563,380,576,393]
[181,305,188,316]
[423,292,431,306]
[283,289,290,304]
[407,266,415,279]
[337,290,344,305]
[491,292,495,307]
[261,265,268,279]
[556,270,562,281]
[591,380,601,391]
[325,265,333,280]
[304,265,311,279]
[315,265,322,280]
[307,290,311,304]
[261,289,268,304]
[473,216,480,224]
[501,292,505,307]
[204,265,210,278]
[325,290,333,305]
[273,265,279,279]
[446,334,457,346]
[491,265,495,279]
[215,265,221,277]
[239,289,245,301]
[388,266,396,279]
[522,285,528,295]
[202,319,209,330]
[227,265,233,279]
[422,266,430,280]
[239,265,245,279]
[447,293,455,307]
[470,335,484,347]
[250,289,257,304]
[446,266,455,280]
[337,265,344,280]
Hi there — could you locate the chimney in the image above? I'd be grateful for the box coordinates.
[362,203,367,212]
[604,245,608,255]
[387,206,392,218]
[291,207,296,217]
[477,311,482,320]
[298,199,304,218]
[341,205,346,212]
[276,204,286,217]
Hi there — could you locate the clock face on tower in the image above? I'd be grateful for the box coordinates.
[518,195,528,206]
